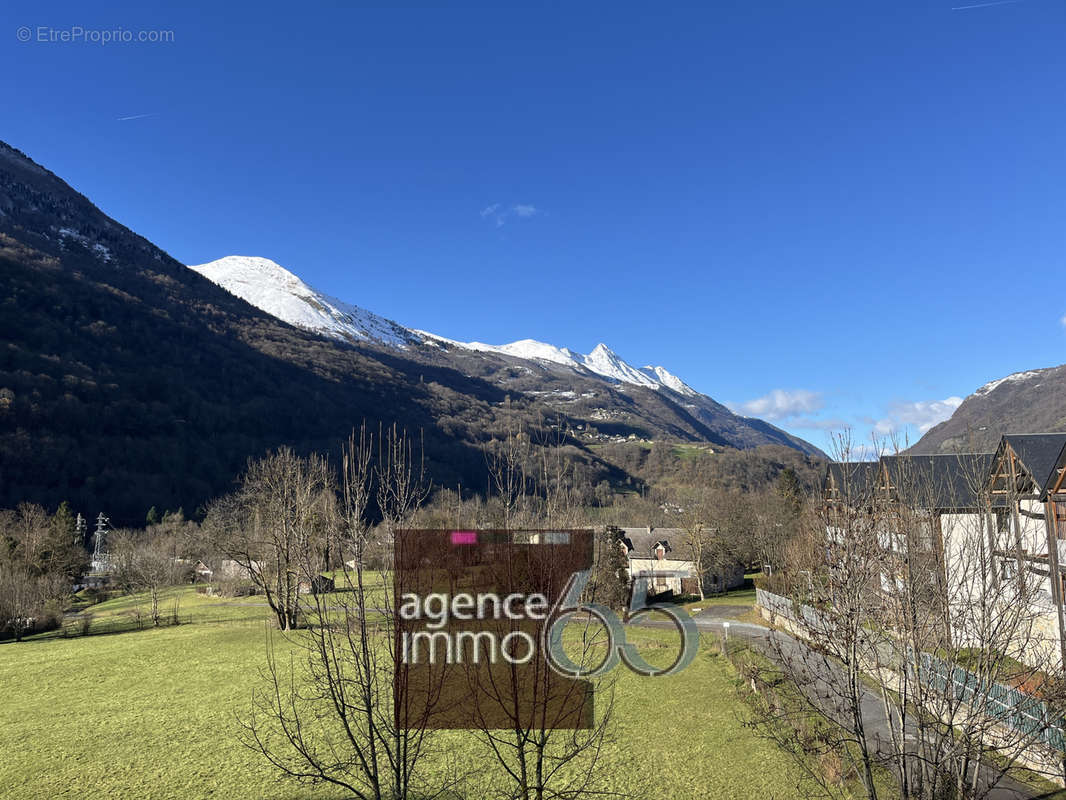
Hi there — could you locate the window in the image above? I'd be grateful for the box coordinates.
[1001,560,1017,581]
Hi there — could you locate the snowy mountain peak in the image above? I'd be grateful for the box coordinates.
[581,342,660,389]
[188,255,703,398]
[188,256,418,347]
[425,336,586,370]
[639,365,698,396]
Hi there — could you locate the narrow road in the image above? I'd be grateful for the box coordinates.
[638,605,1055,800]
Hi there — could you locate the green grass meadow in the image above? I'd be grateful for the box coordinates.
[0,589,823,800]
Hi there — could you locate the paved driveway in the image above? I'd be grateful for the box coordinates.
[637,610,1049,800]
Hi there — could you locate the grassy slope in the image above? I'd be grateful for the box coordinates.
[0,624,310,800]
[39,574,394,640]
[0,604,823,800]
[79,586,274,622]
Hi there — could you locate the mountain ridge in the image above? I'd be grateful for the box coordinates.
[189,255,702,397]
[188,255,823,457]
[911,364,1066,454]
[0,139,824,523]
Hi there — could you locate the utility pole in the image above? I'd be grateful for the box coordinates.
[74,512,87,548]
[92,513,110,571]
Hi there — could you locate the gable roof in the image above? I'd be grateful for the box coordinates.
[617,527,686,560]
[1005,434,1066,493]
[880,453,996,510]
[823,461,879,504]
[992,434,1066,500]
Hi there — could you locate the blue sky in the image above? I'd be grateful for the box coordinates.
[4,0,1065,454]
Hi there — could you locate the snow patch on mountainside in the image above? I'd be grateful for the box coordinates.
[57,227,112,262]
[639,365,697,396]
[974,369,1046,397]
[188,256,417,347]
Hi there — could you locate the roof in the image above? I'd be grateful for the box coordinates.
[823,462,880,503]
[880,453,996,510]
[994,434,1066,500]
[617,527,686,560]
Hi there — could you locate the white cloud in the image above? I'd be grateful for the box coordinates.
[731,389,824,421]
[845,443,887,462]
[1060,313,1066,329]
[872,396,963,436]
[480,203,541,227]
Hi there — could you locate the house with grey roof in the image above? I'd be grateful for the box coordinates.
[823,437,1066,669]
[616,526,744,599]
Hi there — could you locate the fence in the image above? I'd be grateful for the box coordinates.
[918,651,1066,753]
[756,587,1066,753]
[755,587,793,619]
[756,588,833,634]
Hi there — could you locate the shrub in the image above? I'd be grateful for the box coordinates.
[670,594,702,604]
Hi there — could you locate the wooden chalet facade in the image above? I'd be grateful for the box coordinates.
[986,433,1066,668]
[822,442,1066,668]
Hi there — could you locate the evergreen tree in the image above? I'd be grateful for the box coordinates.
[52,501,76,547]
[584,526,631,611]
[776,467,802,517]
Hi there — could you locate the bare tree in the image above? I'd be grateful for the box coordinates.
[531,423,580,529]
[743,437,886,800]
[374,422,431,557]
[676,482,755,599]
[485,425,533,529]
[0,555,43,642]
[239,425,456,800]
[203,448,336,631]
[463,443,621,800]
[460,544,620,800]
[0,503,83,640]
[110,527,186,626]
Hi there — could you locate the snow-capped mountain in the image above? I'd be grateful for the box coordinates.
[190,256,698,396]
[189,256,419,347]
[186,255,822,457]
[419,333,697,396]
